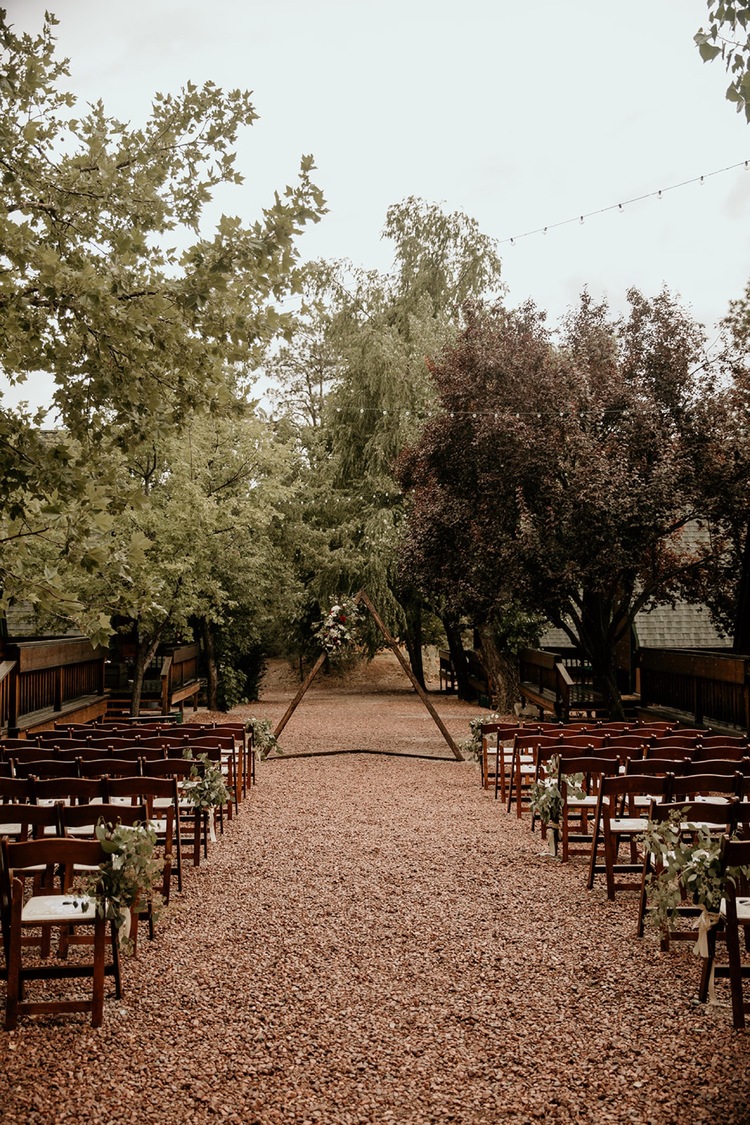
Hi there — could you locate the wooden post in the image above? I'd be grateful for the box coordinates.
[270,590,465,760]
[273,651,328,740]
[355,591,464,761]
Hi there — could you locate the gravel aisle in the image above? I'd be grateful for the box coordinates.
[1,657,749,1124]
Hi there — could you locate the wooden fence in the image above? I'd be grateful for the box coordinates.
[638,648,750,734]
[0,637,107,735]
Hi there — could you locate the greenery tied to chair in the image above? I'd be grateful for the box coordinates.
[529,755,585,856]
[247,716,281,761]
[181,749,231,810]
[80,819,163,952]
[640,808,750,953]
[460,713,501,761]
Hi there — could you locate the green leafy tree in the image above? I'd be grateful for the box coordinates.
[397,289,713,718]
[0,10,325,639]
[268,199,503,685]
[684,289,750,651]
[694,1,750,120]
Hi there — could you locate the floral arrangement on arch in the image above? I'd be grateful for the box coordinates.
[314,597,362,662]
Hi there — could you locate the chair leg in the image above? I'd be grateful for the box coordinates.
[5,886,23,1030]
[92,916,106,1027]
[726,917,747,1030]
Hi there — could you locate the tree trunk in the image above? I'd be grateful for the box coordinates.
[477,628,518,712]
[443,616,473,701]
[131,626,164,717]
[201,618,219,710]
[402,603,426,691]
[733,521,750,654]
[579,593,626,721]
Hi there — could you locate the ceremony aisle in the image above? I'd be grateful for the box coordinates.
[1,654,749,1124]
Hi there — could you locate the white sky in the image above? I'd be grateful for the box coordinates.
[3,0,750,409]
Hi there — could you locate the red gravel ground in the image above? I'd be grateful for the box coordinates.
[1,652,749,1124]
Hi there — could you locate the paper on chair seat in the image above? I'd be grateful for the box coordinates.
[22,895,97,923]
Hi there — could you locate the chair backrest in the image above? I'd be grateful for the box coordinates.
[142,758,196,780]
[79,758,141,779]
[690,744,747,763]
[137,734,192,750]
[207,723,248,744]
[513,733,561,753]
[650,798,739,834]
[699,735,748,749]
[2,836,105,891]
[31,776,107,805]
[683,758,746,777]
[104,775,179,815]
[557,733,610,749]
[133,746,167,762]
[0,802,60,840]
[58,802,149,835]
[600,772,673,811]
[669,773,740,801]
[650,734,701,751]
[556,754,620,792]
[8,744,67,764]
[606,734,653,752]
[0,776,34,803]
[0,738,41,752]
[82,736,143,751]
[12,758,81,780]
[644,743,695,761]
[625,756,686,776]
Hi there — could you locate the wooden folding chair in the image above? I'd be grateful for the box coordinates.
[697,835,750,1027]
[506,734,562,815]
[105,775,181,894]
[58,803,155,952]
[636,799,739,949]
[0,837,110,1028]
[587,773,673,898]
[557,754,621,862]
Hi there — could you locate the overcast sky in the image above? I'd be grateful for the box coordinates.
[4,0,750,408]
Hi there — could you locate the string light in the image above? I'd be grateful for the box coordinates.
[500,158,748,246]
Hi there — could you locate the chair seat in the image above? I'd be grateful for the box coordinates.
[609,817,646,834]
[22,894,97,924]
[721,896,750,923]
[567,796,598,809]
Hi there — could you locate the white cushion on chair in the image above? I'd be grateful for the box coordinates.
[720,897,750,922]
[22,894,97,924]
[610,817,647,834]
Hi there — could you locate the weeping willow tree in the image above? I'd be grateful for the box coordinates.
[267,197,504,685]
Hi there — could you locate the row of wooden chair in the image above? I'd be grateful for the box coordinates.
[1,718,254,797]
[477,717,750,1026]
[527,752,750,1027]
[0,756,246,1028]
[1,740,239,819]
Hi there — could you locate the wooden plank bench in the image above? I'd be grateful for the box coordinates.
[438,649,456,692]
[518,648,612,721]
[518,648,573,720]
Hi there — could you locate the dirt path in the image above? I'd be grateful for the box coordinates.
[1,654,749,1124]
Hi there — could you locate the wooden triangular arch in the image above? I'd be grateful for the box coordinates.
[272,589,464,761]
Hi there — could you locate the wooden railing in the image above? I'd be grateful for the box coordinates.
[638,648,750,734]
[106,642,201,716]
[0,637,107,735]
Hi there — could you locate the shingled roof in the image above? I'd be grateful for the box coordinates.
[540,598,730,652]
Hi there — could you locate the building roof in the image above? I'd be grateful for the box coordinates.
[540,599,730,652]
